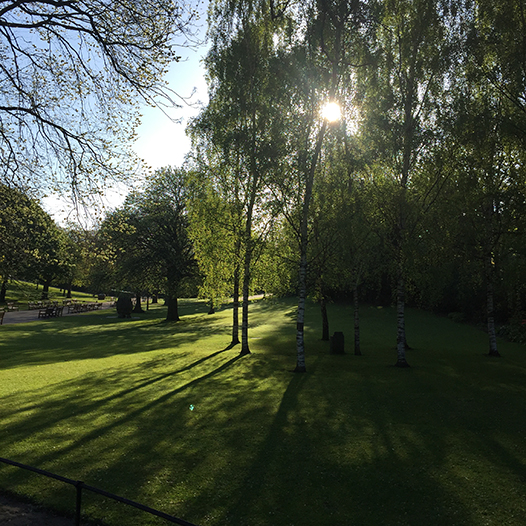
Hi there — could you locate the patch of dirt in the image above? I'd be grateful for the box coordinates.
[0,493,72,526]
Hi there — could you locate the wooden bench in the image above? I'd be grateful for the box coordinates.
[38,308,50,318]
[7,302,19,311]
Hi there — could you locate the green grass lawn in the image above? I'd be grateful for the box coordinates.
[0,297,525,526]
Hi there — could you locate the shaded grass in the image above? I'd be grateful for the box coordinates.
[1,298,525,525]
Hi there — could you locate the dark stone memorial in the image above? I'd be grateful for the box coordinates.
[330,331,345,354]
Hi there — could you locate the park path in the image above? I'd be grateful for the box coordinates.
[0,492,72,526]
[1,302,114,326]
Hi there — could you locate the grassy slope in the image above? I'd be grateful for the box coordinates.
[0,298,525,526]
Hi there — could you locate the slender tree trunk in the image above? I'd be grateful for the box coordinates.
[41,281,50,301]
[231,265,240,346]
[240,244,252,356]
[208,299,215,315]
[486,256,500,357]
[296,247,308,372]
[133,291,144,313]
[353,286,362,356]
[0,280,6,303]
[295,122,327,373]
[165,296,180,321]
[240,188,256,356]
[66,283,72,299]
[152,294,158,304]
[395,274,410,367]
[320,294,329,341]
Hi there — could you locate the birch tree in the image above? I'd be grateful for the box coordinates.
[191,0,281,355]
[359,0,457,366]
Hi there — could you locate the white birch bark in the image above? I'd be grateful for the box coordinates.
[395,274,410,367]
[353,286,361,356]
[486,255,500,357]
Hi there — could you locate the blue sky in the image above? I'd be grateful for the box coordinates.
[133,15,210,171]
[44,1,210,223]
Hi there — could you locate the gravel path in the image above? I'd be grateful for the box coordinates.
[1,303,114,325]
[0,493,72,526]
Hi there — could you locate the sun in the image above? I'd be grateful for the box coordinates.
[321,102,341,122]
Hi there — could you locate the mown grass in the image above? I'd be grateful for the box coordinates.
[0,297,525,526]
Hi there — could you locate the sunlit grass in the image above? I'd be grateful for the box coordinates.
[0,298,525,525]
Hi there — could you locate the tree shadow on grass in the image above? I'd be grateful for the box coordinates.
[0,309,233,369]
[176,353,526,526]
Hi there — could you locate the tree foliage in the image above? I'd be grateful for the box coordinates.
[0,0,194,199]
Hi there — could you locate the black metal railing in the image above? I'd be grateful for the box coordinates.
[0,457,199,526]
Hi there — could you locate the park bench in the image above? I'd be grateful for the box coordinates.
[68,303,92,313]
[6,302,19,311]
[38,305,64,318]
[38,308,51,318]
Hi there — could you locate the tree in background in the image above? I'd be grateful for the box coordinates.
[0,185,68,301]
[357,0,457,366]
[102,167,197,322]
[0,185,43,300]
[187,169,243,325]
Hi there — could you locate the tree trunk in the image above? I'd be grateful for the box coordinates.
[240,192,256,356]
[152,294,158,304]
[486,257,500,357]
[395,274,410,367]
[0,280,6,303]
[295,249,308,372]
[295,121,327,373]
[165,296,180,321]
[66,283,72,299]
[240,250,252,355]
[208,300,215,315]
[320,294,329,341]
[353,286,362,356]
[231,265,240,346]
[132,292,144,313]
[41,281,50,301]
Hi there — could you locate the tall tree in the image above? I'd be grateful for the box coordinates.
[0,0,194,199]
[187,171,242,321]
[102,167,196,321]
[265,0,371,372]
[359,0,456,366]
[191,0,281,355]
[0,185,66,300]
